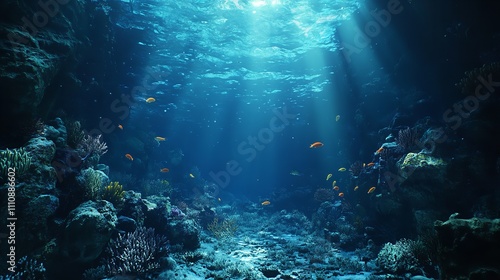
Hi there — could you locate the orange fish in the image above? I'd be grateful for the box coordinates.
[261,200,271,206]
[155,136,166,141]
[367,187,376,194]
[375,147,384,154]
[160,168,170,173]
[354,186,359,191]
[146,97,156,103]
[338,192,344,197]
[118,124,123,130]
[125,154,133,161]
[309,142,324,148]
[333,186,340,191]
[366,162,375,167]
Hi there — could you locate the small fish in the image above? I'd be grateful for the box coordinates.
[333,186,340,191]
[261,200,271,206]
[338,167,346,172]
[125,154,133,161]
[332,180,337,187]
[336,115,340,122]
[363,163,366,168]
[146,97,156,103]
[155,136,166,141]
[367,187,376,194]
[118,124,123,130]
[338,192,344,197]
[354,186,359,191]
[290,170,303,176]
[309,142,324,148]
[160,168,170,173]
[218,198,222,202]
[375,147,384,154]
[366,162,375,167]
[326,173,332,181]
[189,173,195,178]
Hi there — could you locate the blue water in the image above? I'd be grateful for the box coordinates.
[53,0,496,203]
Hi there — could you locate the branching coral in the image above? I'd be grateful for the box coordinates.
[101,181,125,207]
[78,134,108,157]
[395,127,420,152]
[0,148,32,180]
[65,120,85,149]
[207,217,238,240]
[142,179,172,196]
[376,238,421,274]
[105,227,169,276]
[0,256,46,280]
[81,168,104,201]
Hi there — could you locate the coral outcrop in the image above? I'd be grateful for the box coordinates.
[59,200,117,264]
[434,215,500,279]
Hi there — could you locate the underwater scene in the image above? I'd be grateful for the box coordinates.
[1,0,500,279]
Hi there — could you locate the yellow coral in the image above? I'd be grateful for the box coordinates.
[101,181,125,207]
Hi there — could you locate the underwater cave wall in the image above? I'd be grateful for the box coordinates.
[0,0,93,146]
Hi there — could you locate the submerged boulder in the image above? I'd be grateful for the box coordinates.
[59,200,117,264]
[396,152,447,182]
[434,215,500,279]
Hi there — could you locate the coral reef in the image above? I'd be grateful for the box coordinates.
[0,148,32,182]
[396,152,447,182]
[105,227,169,276]
[101,181,125,207]
[76,168,107,201]
[395,127,420,152]
[207,217,238,240]
[65,120,85,149]
[376,239,420,274]
[44,118,67,148]
[78,134,108,158]
[0,256,46,280]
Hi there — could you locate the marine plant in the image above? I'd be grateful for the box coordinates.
[78,134,108,158]
[101,181,125,207]
[65,120,86,149]
[456,62,500,95]
[207,217,238,240]
[395,127,420,152]
[81,168,104,200]
[0,148,32,181]
[0,256,46,280]
[105,227,169,276]
[143,179,172,196]
[376,238,421,274]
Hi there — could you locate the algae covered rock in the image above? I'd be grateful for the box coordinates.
[396,152,447,182]
[60,200,117,264]
[434,216,500,279]
[44,118,68,148]
[19,195,59,250]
